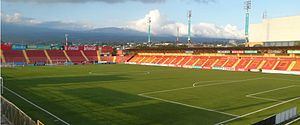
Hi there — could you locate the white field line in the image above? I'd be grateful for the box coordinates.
[285,117,300,125]
[192,77,264,88]
[215,97,300,125]
[138,94,239,117]
[246,85,298,97]
[192,80,228,87]
[245,85,299,102]
[4,87,70,125]
[264,77,300,83]
[246,96,281,102]
[140,77,264,95]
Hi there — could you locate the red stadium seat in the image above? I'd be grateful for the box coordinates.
[246,58,263,69]
[291,60,300,71]
[3,50,26,63]
[83,50,98,62]
[261,58,277,70]
[66,50,86,63]
[47,50,68,64]
[26,50,49,64]
[274,59,293,70]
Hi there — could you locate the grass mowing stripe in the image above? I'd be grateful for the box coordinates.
[3,65,299,125]
[138,94,239,117]
[4,87,70,125]
[215,97,300,125]
[140,77,264,95]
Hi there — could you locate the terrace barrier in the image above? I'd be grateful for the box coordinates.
[1,96,36,125]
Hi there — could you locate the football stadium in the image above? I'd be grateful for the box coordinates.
[1,43,300,125]
[1,0,300,125]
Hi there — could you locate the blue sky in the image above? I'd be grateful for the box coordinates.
[2,0,300,38]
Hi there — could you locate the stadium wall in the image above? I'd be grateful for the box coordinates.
[249,15,300,47]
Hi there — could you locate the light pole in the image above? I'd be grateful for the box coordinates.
[244,0,251,45]
[187,10,192,46]
[147,17,151,46]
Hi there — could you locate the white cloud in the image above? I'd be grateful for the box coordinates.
[1,12,41,24]
[1,12,95,30]
[127,9,243,39]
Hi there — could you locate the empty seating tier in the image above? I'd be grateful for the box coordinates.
[47,50,68,64]
[83,50,98,62]
[2,50,26,63]
[26,50,48,63]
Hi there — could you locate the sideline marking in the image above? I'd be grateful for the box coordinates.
[286,117,300,125]
[4,87,70,125]
[138,94,239,117]
[215,97,300,125]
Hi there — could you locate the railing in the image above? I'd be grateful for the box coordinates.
[1,96,36,125]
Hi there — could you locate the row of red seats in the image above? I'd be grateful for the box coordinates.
[2,50,27,63]
[129,55,300,71]
[1,50,131,64]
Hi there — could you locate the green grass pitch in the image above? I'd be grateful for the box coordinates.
[2,64,300,125]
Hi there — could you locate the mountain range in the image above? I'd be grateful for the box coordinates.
[1,23,240,44]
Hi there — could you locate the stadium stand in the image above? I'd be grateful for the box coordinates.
[213,57,228,67]
[194,56,209,66]
[235,57,252,70]
[2,50,27,64]
[246,58,263,70]
[65,50,87,64]
[185,56,200,66]
[170,56,183,65]
[47,50,69,64]
[202,57,219,69]
[274,58,293,71]
[223,57,238,67]
[100,56,114,63]
[261,58,278,70]
[1,44,299,75]
[26,50,49,64]
[291,60,300,71]
[157,56,168,64]
[126,49,299,75]
[83,50,98,62]
[178,56,191,66]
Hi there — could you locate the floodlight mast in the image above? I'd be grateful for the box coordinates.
[244,0,251,45]
[65,34,69,46]
[187,10,192,46]
[176,26,180,45]
[147,17,151,46]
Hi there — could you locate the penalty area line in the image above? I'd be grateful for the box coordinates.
[4,87,70,125]
[138,94,239,117]
[245,85,299,102]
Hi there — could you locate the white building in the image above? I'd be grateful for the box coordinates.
[249,15,300,47]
